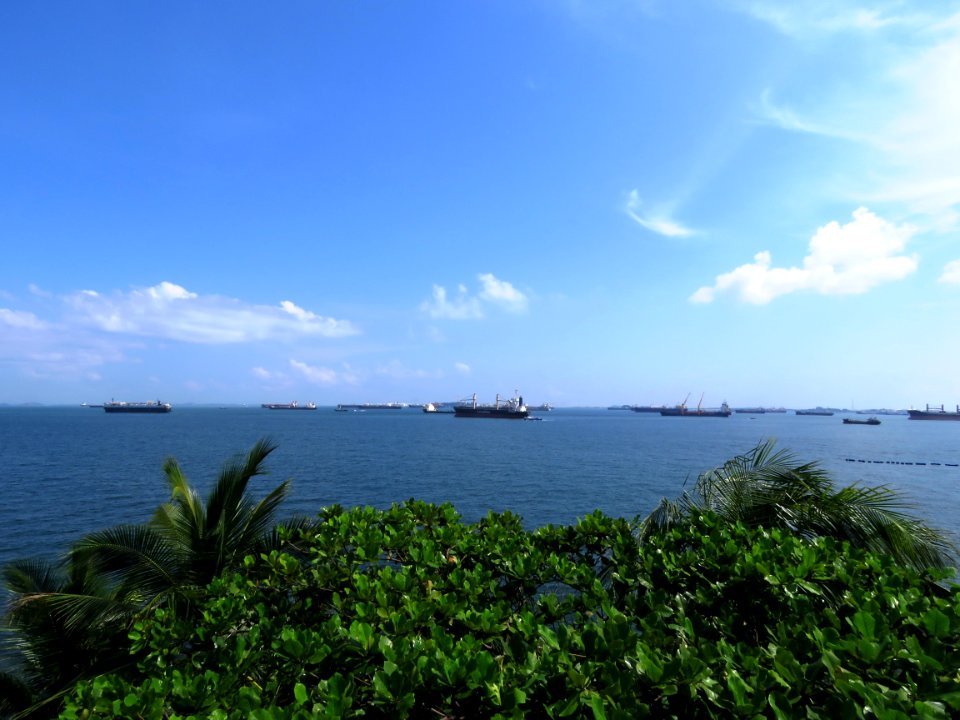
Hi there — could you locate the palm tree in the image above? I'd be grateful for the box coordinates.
[1,438,312,717]
[72,437,311,617]
[1,554,134,719]
[639,439,957,572]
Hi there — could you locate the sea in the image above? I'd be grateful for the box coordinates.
[2,406,960,575]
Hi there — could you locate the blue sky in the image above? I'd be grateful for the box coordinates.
[2,1,959,408]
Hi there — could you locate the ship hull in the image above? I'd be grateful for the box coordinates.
[262,403,316,410]
[453,407,528,419]
[103,403,171,414]
[659,409,731,417]
[336,404,404,410]
[908,412,960,420]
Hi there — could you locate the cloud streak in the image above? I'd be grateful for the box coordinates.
[691,207,917,304]
[625,190,693,238]
[746,3,960,230]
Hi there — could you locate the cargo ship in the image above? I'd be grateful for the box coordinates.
[908,404,960,421]
[796,409,834,416]
[261,401,317,410]
[454,392,529,419]
[335,403,406,411]
[659,394,731,417]
[843,417,881,425]
[103,399,172,414]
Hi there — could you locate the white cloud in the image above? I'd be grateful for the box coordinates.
[691,207,918,304]
[66,281,359,343]
[477,274,529,313]
[625,190,693,238]
[420,284,483,320]
[421,274,529,319]
[940,259,960,284]
[0,308,47,330]
[252,366,274,379]
[455,362,471,374]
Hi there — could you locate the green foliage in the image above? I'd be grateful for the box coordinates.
[641,439,958,571]
[1,439,310,719]
[62,501,960,719]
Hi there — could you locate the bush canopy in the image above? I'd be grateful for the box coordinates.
[62,501,960,719]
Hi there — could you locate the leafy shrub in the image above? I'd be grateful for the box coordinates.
[62,501,960,719]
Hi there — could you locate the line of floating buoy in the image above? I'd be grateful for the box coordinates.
[845,459,959,467]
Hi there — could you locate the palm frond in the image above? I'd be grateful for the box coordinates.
[206,439,277,530]
[71,524,183,602]
[159,457,207,542]
[640,439,959,571]
[2,558,66,596]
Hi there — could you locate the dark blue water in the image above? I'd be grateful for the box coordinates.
[2,407,959,570]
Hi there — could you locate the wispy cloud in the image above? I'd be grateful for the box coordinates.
[289,359,341,384]
[66,281,359,343]
[421,284,483,320]
[375,360,434,379]
[691,207,917,304]
[625,190,693,238]
[940,259,960,284]
[734,2,922,38]
[746,3,960,230]
[0,308,47,330]
[421,274,529,319]
[252,366,274,380]
[454,362,471,374]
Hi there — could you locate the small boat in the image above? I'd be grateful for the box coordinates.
[103,399,172,414]
[454,392,528,419]
[843,417,881,425]
[262,401,317,410]
[908,404,960,421]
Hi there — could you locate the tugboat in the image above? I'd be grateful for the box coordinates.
[454,392,529,419]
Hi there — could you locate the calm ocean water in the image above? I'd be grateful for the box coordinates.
[2,406,959,572]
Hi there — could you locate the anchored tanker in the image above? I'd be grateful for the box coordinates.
[262,401,317,410]
[908,404,960,421]
[103,399,172,414]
